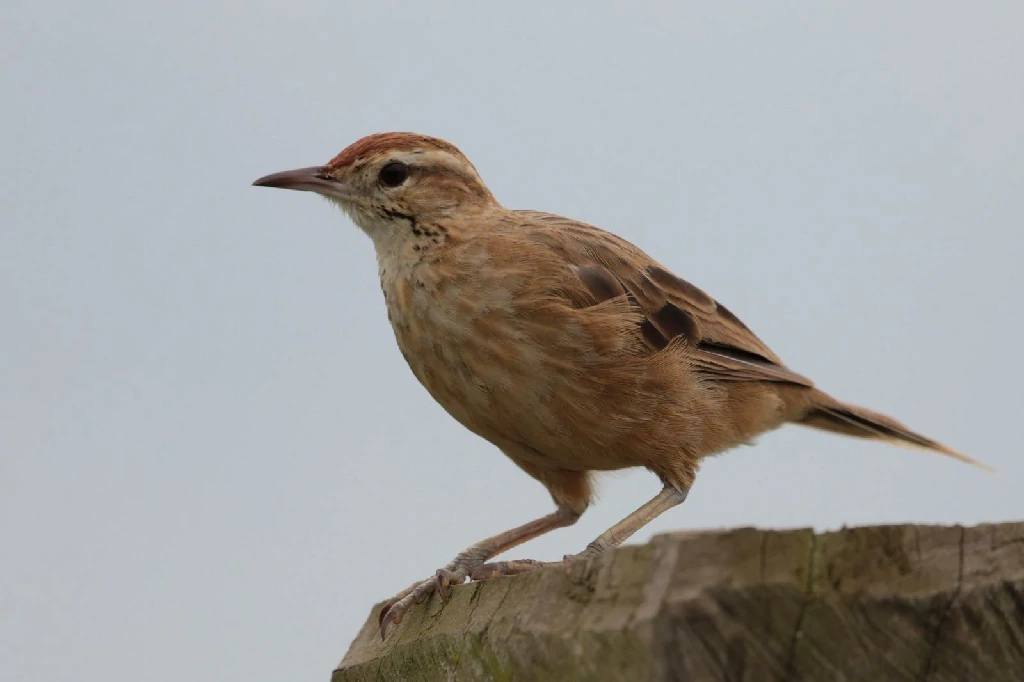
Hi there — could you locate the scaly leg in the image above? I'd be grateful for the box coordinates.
[378,504,580,638]
[472,485,689,579]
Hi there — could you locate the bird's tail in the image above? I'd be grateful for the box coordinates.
[796,393,991,471]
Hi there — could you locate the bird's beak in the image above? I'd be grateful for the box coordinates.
[252,166,356,201]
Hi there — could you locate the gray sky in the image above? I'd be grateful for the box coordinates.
[3,2,1022,681]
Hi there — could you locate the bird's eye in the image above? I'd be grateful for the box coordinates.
[378,161,409,188]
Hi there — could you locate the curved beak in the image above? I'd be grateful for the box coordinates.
[252,166,355,201]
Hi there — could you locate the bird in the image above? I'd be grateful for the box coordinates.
[252,132,986,638]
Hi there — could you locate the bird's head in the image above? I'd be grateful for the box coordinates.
[253,132,499,247]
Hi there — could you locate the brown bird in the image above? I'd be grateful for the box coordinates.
[253,132,985,638]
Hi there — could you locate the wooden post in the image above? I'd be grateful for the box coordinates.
[335,523,1024,681]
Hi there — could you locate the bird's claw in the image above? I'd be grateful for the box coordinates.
[378,578,429,640]
[378,601,403,640]
[470,558,549,581]
[377,567,468,640]
[434,567,462,600]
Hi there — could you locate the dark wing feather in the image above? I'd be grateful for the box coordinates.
[522,212,813,387]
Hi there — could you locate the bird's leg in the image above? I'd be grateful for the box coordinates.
[378,504,580,638]
[472,485,689,579]
[573,484,689,559]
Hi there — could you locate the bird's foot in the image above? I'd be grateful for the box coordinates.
[378,554,571,638]
[378,561,479,639]
[468,558,554,580]
[470,545,606,581]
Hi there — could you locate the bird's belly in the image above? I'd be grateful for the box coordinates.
[389,300,546,439]
[383,290,680,473]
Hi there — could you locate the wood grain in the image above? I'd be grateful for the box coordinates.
[335,522,1024,682]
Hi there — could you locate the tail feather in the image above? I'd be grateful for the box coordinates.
[797,398,992,471]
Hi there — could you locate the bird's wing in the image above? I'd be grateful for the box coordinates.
[516,211,813,387]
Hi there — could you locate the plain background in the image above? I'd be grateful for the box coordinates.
[3,2,1021,681]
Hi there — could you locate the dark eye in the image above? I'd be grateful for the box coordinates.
[378,161,409,188]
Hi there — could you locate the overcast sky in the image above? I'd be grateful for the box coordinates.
[3,2,1022,681]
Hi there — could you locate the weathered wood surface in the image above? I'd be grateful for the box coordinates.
[335,523,1024,682]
